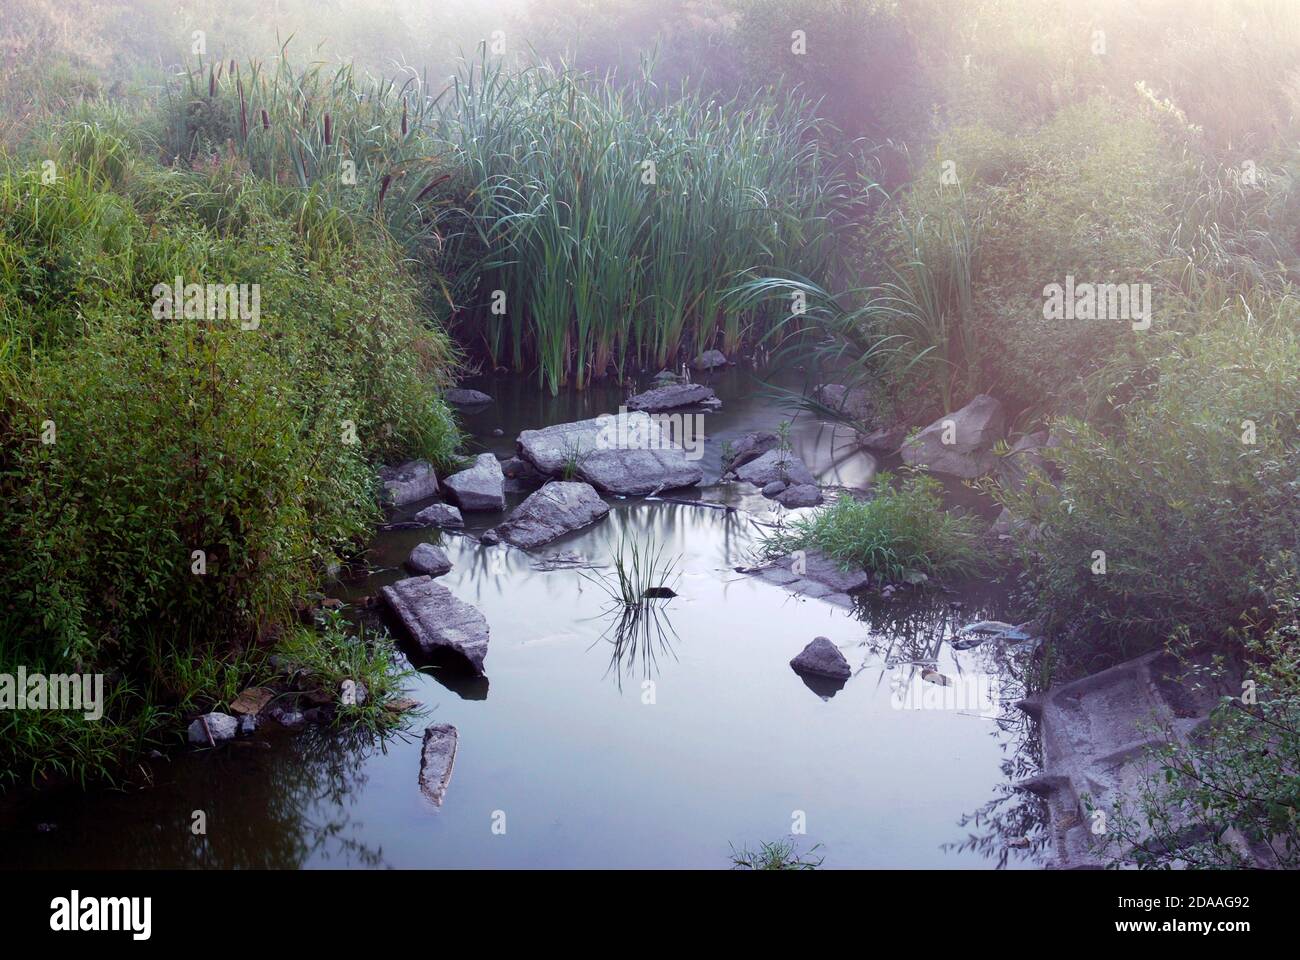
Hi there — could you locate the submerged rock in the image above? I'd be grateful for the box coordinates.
[790,637,852,680]
[733,449,816,487]
[382,576,490,674]
[625,382,718,412]
[187,712,238,745]
[741,549,869,606]
[442,453,506,511]
[487,480,610,549]
[379,460,439,506]
[773,483,823,508]
[445,388,493,406]
[406,542,452,577]
[900,394,1006,479]
[693,349,728,371]
[414,502,464,528]
[419,723,459,806]
[517,412,702,496]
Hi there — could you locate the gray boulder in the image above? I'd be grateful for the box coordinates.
[419,723,459,806]
[626,382,718,412]
[900,394,1006,479]
[774,483,823,508]
[790,637,852,680]
[500,455,546,492]
[446,388,493,406]
[693,349,728,370]
[442,453,506,511]
[733,449,816,487]
[414,502,464,528]
[814,383,872,418]
[722,430,779,473]
[382,576,490,674]
[406,542,452,577]
[856,424,907,454]
[517,413,702,496]
[761,480,787,497]
[996,431,1052,491]
[487,481,610,549]
[379,460,439,506]
[187,712,238,745]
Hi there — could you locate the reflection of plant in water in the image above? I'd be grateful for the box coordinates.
[729,837,824,870]
[588,600,681,692]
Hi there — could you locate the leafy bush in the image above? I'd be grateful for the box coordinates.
[0,122,459,783]
[762,471,986,583]
[997,313,1300,677]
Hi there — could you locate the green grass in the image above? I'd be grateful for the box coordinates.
[729,838,824,870]
[761,472,986,585]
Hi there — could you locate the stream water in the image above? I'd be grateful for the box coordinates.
[2,368,1046,869]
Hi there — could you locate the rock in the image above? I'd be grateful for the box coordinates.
[382,576,490,674]
[445,388,493,406]
[379,460,439,506]
[761,480,787,496]
[487,481,610,549]
[722,430,779,473]
[271,708,306,729]
[385,697,421,714]
[228,687,274,716]
[996,431,1051,491]
[442,453,506,511]
[187,712,238,745]
[651,369,684,384]
[693,349,728,370]
[625,382,718,412]
[733,449,816,487]
[500,456,546,491]
[414,502,464,528]
[790,637,852,680]
[856,424,907,453]
[1015,650,1244,868]
[237,714,258,735]
[774,483,823,508]
[813,383,872,418]
[406,542,452,577]
[744,549,870,597]
[491,428,505,437]
[517,413,703,496]
[339,679,368,707]
[419,723,459,806]
[900,394,1006,479]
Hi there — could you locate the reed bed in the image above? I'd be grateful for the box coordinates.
[164,47,858,393]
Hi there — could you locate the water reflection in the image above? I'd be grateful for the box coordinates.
[3,725,402,869]
[587,601,682,692]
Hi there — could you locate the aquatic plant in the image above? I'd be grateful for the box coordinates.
[583,531,681,608]
[728,838,824,870]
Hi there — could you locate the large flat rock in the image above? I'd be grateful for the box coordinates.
[733,449,816,487]
[1016,650,1242,868]
[517,413,702,496]
[379,460,439,506]
[901,394,1005,479]
[382,576,489,674]
[486,481,610,549]
[626,382,718,412]
[419,723,458,805]
[442,453,505,511]
[739,549,868,607]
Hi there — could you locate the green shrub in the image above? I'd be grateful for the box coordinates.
[997,312,1300,676]
[762,471,986,583]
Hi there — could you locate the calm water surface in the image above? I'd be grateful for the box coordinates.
[2,369,1044,869]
